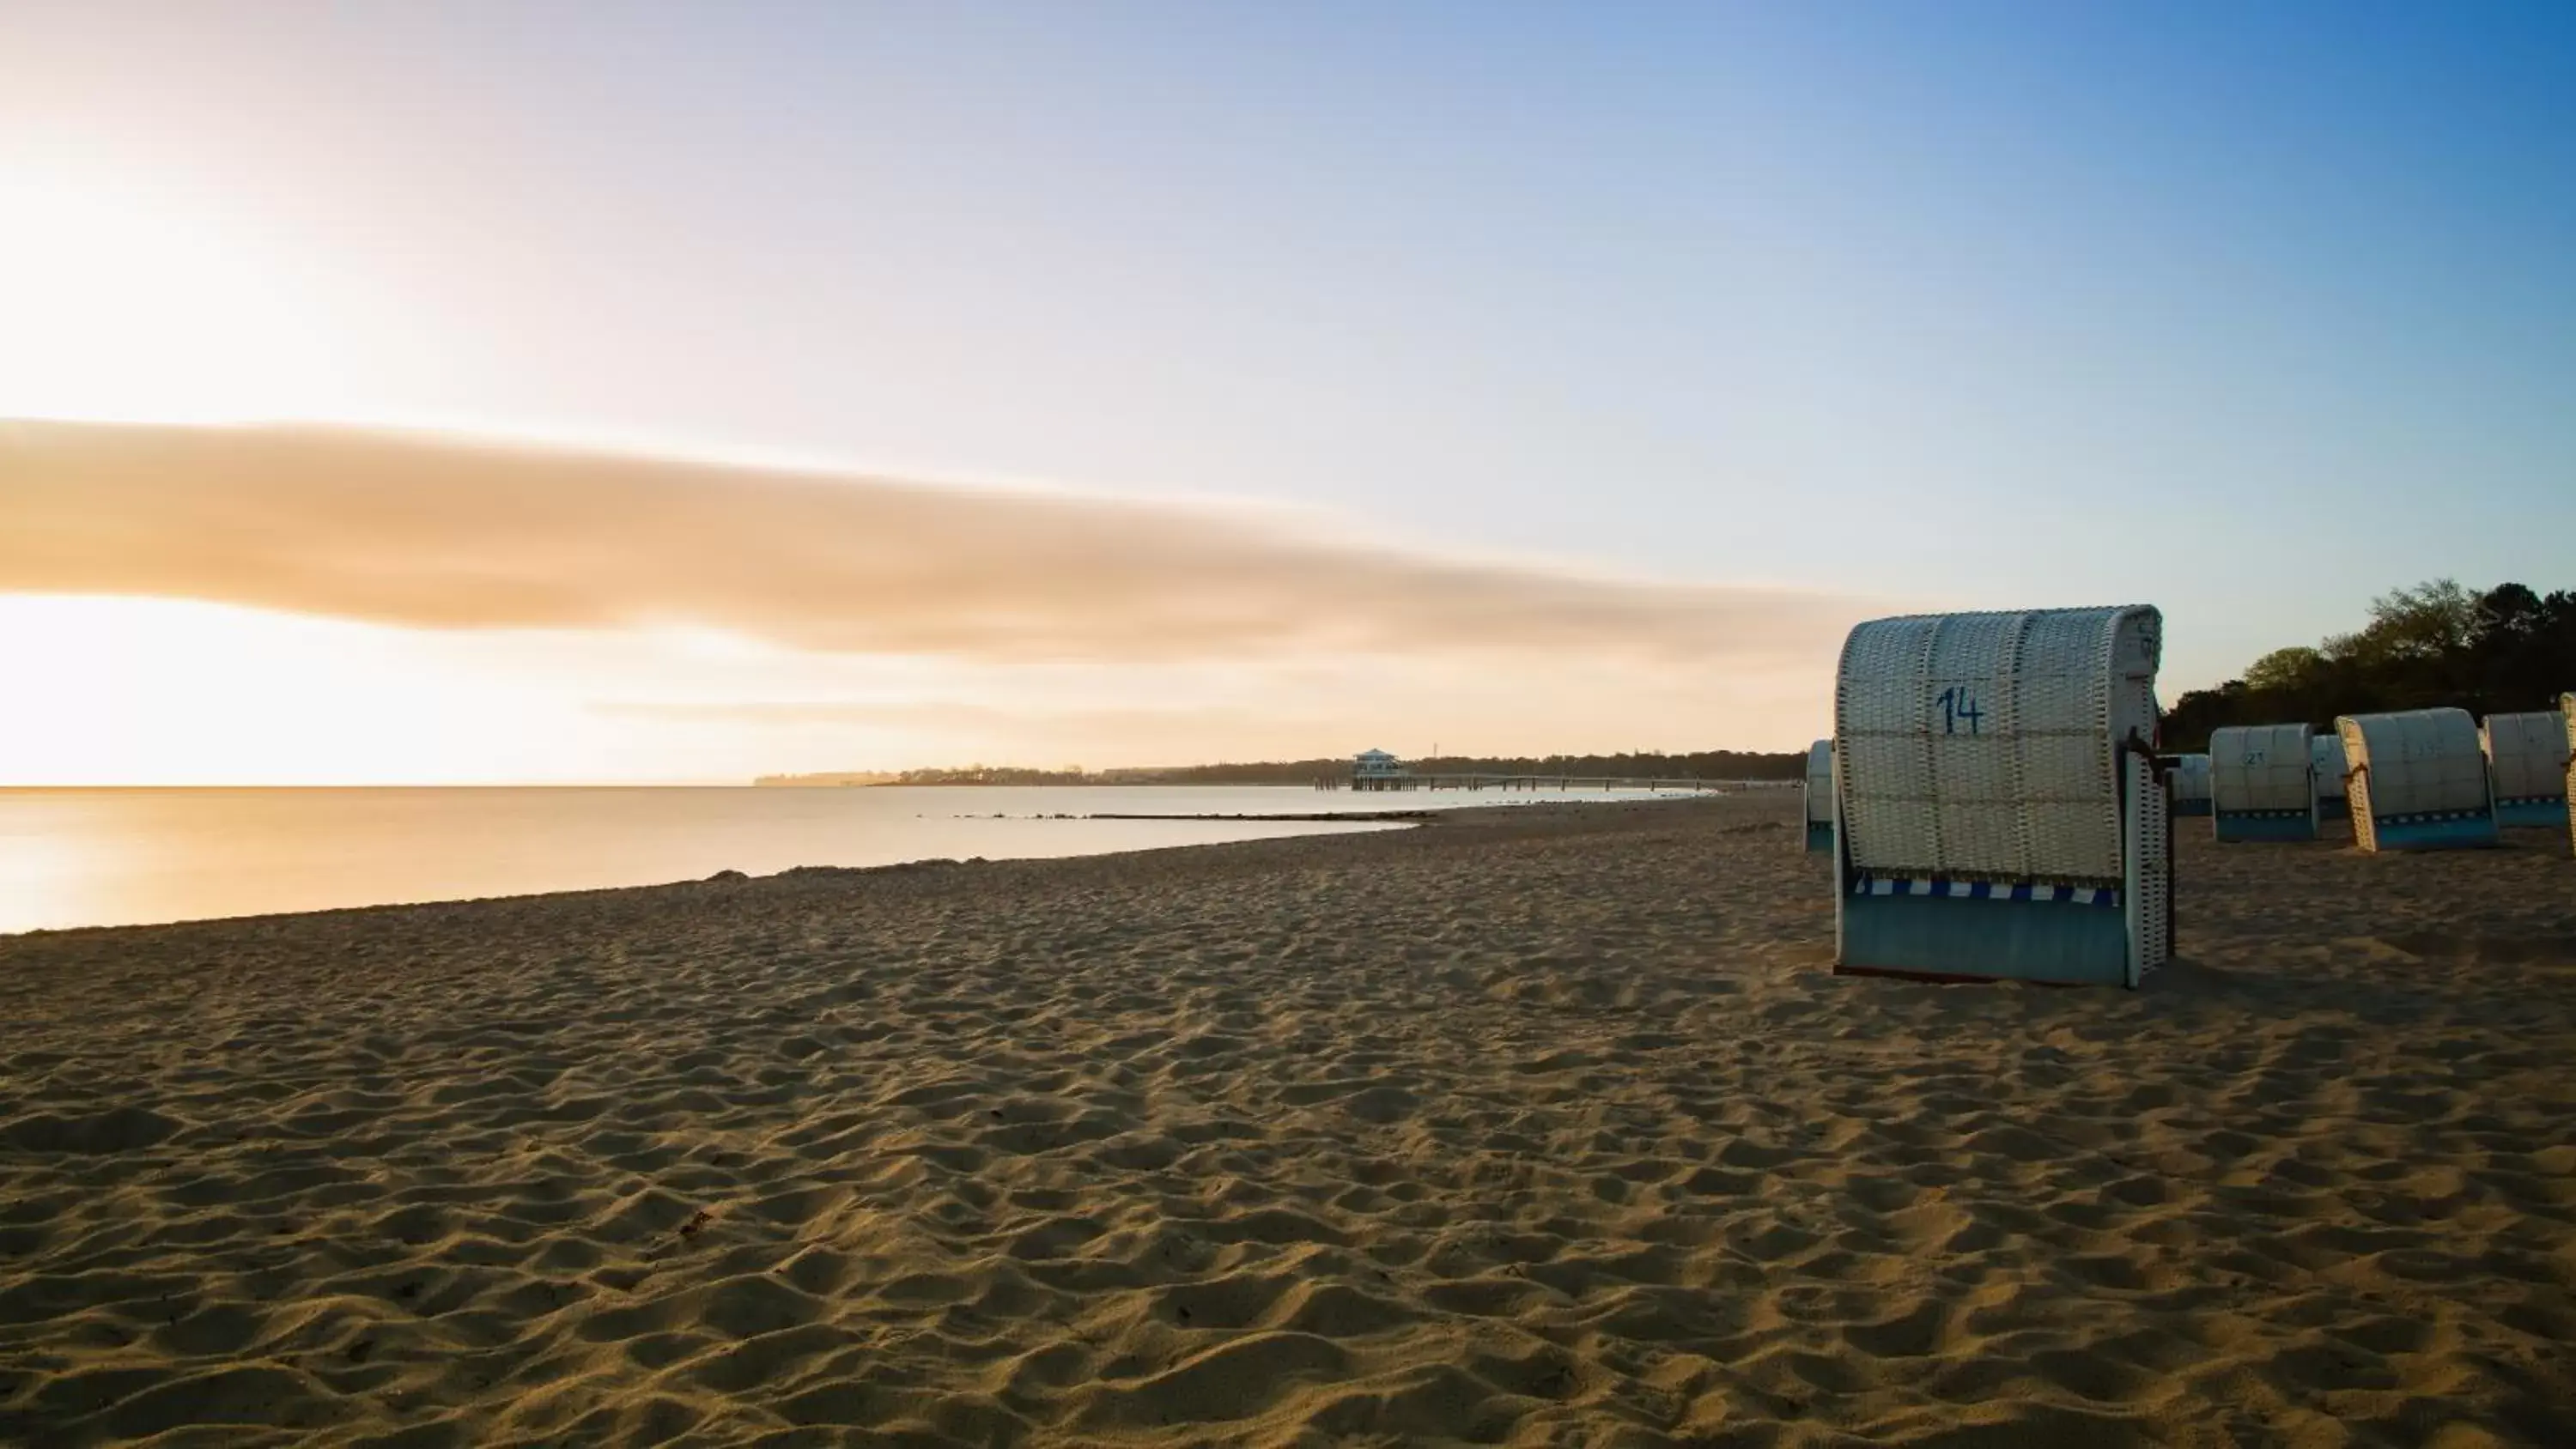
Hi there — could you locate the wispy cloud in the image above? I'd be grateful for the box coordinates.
[594,699,1319,731]
[3,421,1869,663]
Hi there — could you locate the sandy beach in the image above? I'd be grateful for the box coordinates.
[3,793,2573,1447]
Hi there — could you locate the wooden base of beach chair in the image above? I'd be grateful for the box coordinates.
[2366,813,2500,850]
[1836,888,2131,986]
[2494,797,2569,829]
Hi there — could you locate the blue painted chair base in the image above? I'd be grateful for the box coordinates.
[2495,797,2570,829]
[2215,811,2317,843]
[2171,799,2211,817]
[2372,814,2500,850]
[1805,822,1834,853]
[1838,891,2129,986]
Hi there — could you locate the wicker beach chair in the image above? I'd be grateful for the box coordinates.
[2165,753,2213,817]
[1832,605,2171,987]
[2209,724,2318,842]
[1802,738,1835,853]
[2312,732,2351,820]
[2564,694,2576,857]
[2480,709,2571,830]
[2336,708,2500,852]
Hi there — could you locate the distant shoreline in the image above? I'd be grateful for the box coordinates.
[1,797,1676,937]
[752,751,1807,790]
[1083,809,1439,822]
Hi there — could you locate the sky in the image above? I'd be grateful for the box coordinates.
[3,1,2572,783]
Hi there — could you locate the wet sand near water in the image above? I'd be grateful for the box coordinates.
[3,794,2573,1446]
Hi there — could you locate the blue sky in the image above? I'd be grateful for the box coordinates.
[3,2,2573,777]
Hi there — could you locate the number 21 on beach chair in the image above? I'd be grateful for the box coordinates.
[2209,724,2318,842]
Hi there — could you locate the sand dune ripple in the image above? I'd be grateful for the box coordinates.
[3,797,2573,1445]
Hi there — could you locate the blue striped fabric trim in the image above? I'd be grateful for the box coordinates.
[2495,795,2568,808]
[2215,808,2312,819]
[1849,875,2121,907]
[2376,809,2494,824]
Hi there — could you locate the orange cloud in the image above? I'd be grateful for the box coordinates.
[3,421,1869,664]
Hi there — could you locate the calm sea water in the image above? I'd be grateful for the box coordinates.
[0,784,1711,935]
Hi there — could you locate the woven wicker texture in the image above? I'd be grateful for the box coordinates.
[2564,695,2575,854]
[2170,753,2212,804]
[2129,751,2171,978]
[2312,732,2348,802]
[1805,739,1833,826]
[2340,708,2489,819]
[2211,724,2315,813]
[1835,606,2160,885]
[2482,711,2570,800]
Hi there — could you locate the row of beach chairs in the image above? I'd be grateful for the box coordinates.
[2144,714,2570,844]
[1795,605,2573,988]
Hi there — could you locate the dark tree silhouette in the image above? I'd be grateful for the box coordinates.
[2161,580,2576,748]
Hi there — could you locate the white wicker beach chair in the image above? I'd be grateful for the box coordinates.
[2564,694,2576,857]
[1802,738,1834,853]
[2166,753,2213,817]
[2209,724,2318,842]
[2336,708,2499,852]
[1832,605,2170,987]
[2312,731,2350,819]
[2480,710,2570,830]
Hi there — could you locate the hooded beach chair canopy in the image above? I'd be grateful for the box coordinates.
[2564,693,2576,853]
[1833,603,2169,986]
[2482,709,2571,828]
[2210,723,2318,840]
[2338,707,2498,852]
[1802,737,1835,852]
[2167,752,2213,815]
[2312,731,2350,815]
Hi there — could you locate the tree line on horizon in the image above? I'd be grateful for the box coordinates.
[2160,579,2576,749]
[760,579,2576,786]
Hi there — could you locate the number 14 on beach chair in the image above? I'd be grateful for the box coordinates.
[1830,606,2173,989]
